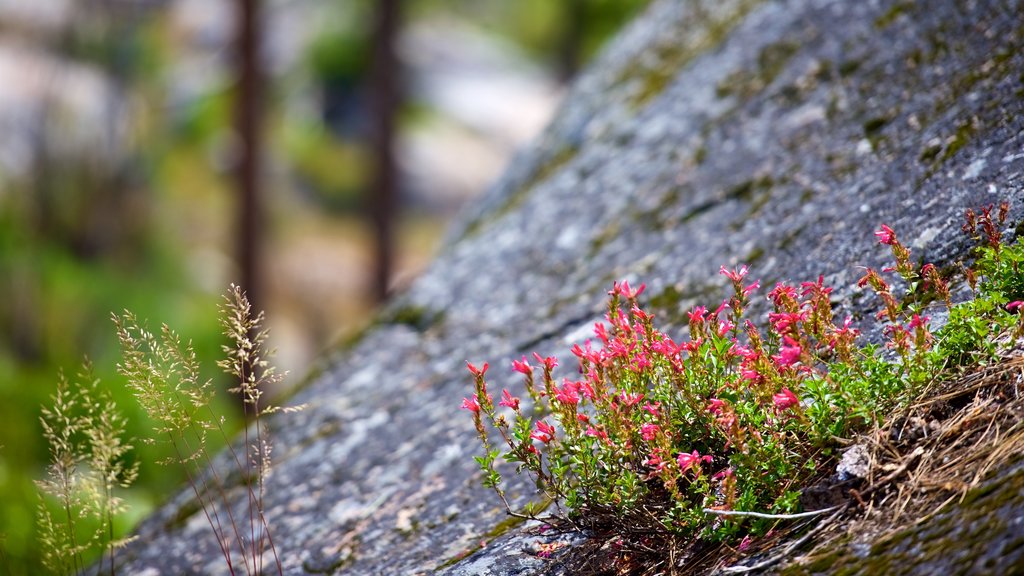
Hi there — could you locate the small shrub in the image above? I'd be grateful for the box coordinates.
[464,201,1022,566]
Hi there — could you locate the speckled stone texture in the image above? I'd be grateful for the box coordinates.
[119,0,1024,573]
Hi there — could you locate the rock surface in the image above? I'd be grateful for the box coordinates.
[120,0,1024,573]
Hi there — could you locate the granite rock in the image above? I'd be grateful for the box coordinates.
[120,0,1024,573]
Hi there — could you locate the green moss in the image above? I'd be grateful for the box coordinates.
[862,116,890,136]
[647,283,719,324]
[717,40,799,100]
[874,1,914,29]
[649,284,685,312]
[745,246,765,265]
[837,59,861,77]
[379,304,445,332]
[618,0,765,109]
[589,219,623,257]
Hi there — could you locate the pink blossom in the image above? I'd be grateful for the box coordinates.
[768,311,807,335]
[640,423,659,441]
[907,314,930,330]
[769,283,798,307]
[677,450,713,474]
[578,380,596,400]
[741,367,763,384]
[731,343,755,360]
[1007,301,1024,312]
[738,535,752,552]
[687,306,708,326]
[585,426,607,441]
[618,392,644,407]
[773,336,803,368]
[800,275,833,298]
[645,453,667,474]
[717,320,735,337]
[532,353,558,371]
[707,398,726,415]
[461,395,481,413]
[713,299,731,317]
[773,388,800,411]
[743,280,761,297]
[594,322,610,343]
[609,280,646,299]
[642,402,662,416]
[499,389,520,411]
[875,224,897,245]
[711,467,734,481]
[466,361,489,378]
[720,265,749,283]
[511,357,533,375]
[554,380,580,406]
[531,420,555,444]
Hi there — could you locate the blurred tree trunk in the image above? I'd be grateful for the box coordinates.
[559,0,586,82]
[236,0,264,317]
[236,0,264,417]
[368,0,401,302]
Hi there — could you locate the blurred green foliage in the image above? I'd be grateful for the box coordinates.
[0,0,650,572]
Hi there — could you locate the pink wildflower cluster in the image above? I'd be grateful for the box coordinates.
[463,203,1021,549]
[463,264,873,526]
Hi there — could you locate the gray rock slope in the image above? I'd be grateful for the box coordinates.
[121,0,1024,573]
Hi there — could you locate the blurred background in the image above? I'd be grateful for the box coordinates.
[0,0,649,570]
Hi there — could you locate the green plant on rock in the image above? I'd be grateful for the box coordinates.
[464,201,1023,568]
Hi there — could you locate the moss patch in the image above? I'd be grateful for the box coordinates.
[616,0,765,109]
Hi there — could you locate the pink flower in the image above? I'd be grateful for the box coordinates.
[773,388,800,411]
[511,357,532,375]
[461,395,481,413]
[717,320,735,337]
[642,402,661,416]
[875,224,897,245]
[645,453,667,475]
[1007,301,1024,313]
[499,389,520,411]
[768,311,807,335]
[738,535,752,552]
[712,467,734,481]
[907,314,930,330]
[532,353,558,371]
[466,361,489,378]
[618,392,644,407]
[707,398,726,415]
[531,420,555,444]
[800,275,833,298]
[640,423,659,441]
[769,283,798,307]
[773,336,803,368]
[578,380,596,400]
[585,426,607,440]
[687,306,708,326]
[554,380,580,406]
[609,280,646,299]
[720,265,749,283]
[677,450,712,474]
[743,280,760,297]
